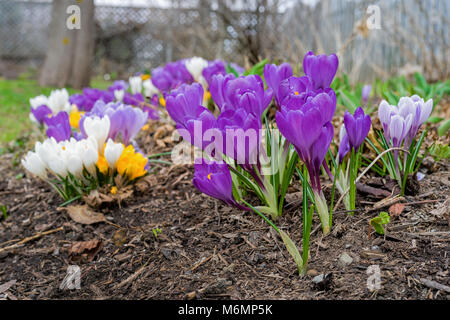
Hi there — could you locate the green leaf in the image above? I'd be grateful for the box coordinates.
[430,143,450,162]
[279,229,303,274]
[427,116,444,124]
[414,72,428,93]
[152,227,162,239]
[438,119,450,137]
[244,59,268,77]
[382,91,399,105]
[370,211,390,235]
[339,89,359,113]
[226,63,239,77]
[1,205,7,220]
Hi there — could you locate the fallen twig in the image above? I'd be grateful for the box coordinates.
[419,278,450,293]
[0,227,64,253]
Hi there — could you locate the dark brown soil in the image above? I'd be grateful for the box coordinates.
[0,124,449,300]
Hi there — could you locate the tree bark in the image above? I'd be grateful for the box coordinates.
[39,0,95,89]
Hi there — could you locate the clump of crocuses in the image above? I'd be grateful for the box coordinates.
[375,95,432,194]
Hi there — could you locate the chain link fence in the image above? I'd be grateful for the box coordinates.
[0,0,448,81]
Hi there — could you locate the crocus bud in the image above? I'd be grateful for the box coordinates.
[129,76,143,95]
[362,85,371,105]
[378,100,395,141]
[343,106,371,151]
[303,51,339,90]
[104,139,124,170]
[389,114,413,148]
[76,137,99,176]
[185,57,209,83]
[64,153,84,178]
[193,160,238,207]
[83,116,111,153]
[263,63,293,106]
[48,156,68,177]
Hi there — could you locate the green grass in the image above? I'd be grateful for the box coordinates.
[0,77,111,144]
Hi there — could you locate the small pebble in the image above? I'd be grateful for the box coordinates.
[307,269,319,276]
[338,252,353,267]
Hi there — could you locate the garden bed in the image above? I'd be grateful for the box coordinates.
[1,126,448,300]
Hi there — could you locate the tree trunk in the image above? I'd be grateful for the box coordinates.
[39,0,95,89]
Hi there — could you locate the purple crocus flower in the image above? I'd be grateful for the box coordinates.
[397,95,432,146]
[303,51,339,90]
[210,73,236,111]
[30,104,52,125]
[263,63,293,107]
[79,88,114,112]
[202,60,227,87]
[105,103,148,145]
[80,101,148,145]
[165,60,194,88]
[193,159,247,209]
[343,106,371,151]
[108,80,129,93]
[378,100,395,142]
[210,74,273,119]
[166,83,217,150]
[389,114,413,149]
[151,67,174,92]
[69,94,86,110]
[277,76,314,108]
[276,92,335,192]
[166,83,204,124]
[216,108,262,171]
[44,111,71,142]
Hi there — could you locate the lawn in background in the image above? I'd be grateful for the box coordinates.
[0,76,111,144]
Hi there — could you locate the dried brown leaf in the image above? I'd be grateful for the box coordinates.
[389,203,405,218]
[83,190,114,208]
[65,205,106,225]
[69,239,103,263]
[113,229,128,247]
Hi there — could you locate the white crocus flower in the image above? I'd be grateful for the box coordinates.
[47,88,70,114]
[104,139,124,170]
[47,156,68,177]
[185,57,208,83]
[76,137,99,176]
[83,116,111,153]
[142,79,159,98]
[30,95,48,108]
[129,76,143,95]
[35,138,59,166]
[114,89,125,102]
[21,151,47,179]
[64,153,84,178]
